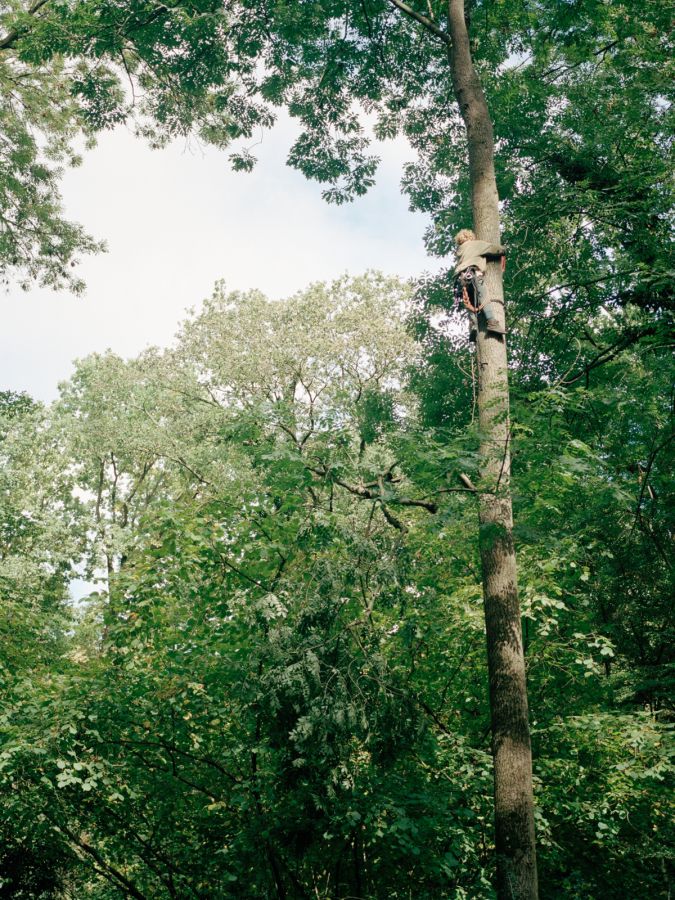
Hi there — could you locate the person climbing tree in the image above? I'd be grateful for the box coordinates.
[454,229,507,340]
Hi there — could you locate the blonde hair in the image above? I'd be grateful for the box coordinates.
[455,228,476,245]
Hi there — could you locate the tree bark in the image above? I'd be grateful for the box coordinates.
[446,2,539,897]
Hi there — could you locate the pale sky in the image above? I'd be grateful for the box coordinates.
[1,113,436,403]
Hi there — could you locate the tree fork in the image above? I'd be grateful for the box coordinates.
[446,1,539,897]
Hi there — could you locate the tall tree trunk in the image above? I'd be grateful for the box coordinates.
[446,2,539,897]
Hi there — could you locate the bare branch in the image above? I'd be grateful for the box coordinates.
[44,813,148,900]
[380,502,408,532]
[459,472,477,492]
[109,736,241,783]
[387,0,451,44]
[562,325,659,386]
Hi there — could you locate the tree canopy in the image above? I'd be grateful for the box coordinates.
[1,0,672,311]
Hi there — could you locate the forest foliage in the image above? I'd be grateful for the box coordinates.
[1,271,672,897]
[0,0,673,897]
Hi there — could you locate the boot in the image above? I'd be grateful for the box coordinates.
[486,318,506,335]
[469,328,477,343]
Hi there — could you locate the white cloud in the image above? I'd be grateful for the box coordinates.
[1,113,437,402]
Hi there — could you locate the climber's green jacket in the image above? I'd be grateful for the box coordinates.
[454,239,505,275]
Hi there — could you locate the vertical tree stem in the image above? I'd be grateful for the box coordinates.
[446,1,539,897]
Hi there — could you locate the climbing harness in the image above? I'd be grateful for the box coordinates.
[454,266,485,314]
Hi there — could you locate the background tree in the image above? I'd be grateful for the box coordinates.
[0,391,84,897]
[2,276,672,898]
